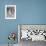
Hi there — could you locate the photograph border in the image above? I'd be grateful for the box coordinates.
[5,5,16,19]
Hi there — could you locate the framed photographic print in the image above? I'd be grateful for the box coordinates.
[5,5,16,19]
[18,24,46,42]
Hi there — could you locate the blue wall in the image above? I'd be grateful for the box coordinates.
[0,0,46,44]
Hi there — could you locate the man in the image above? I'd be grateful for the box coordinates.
[7,7,15,17]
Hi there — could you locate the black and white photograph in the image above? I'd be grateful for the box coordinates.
[18,24,46,46]
[5,5,16,19]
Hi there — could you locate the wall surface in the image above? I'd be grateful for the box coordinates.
[0,0,46,44]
